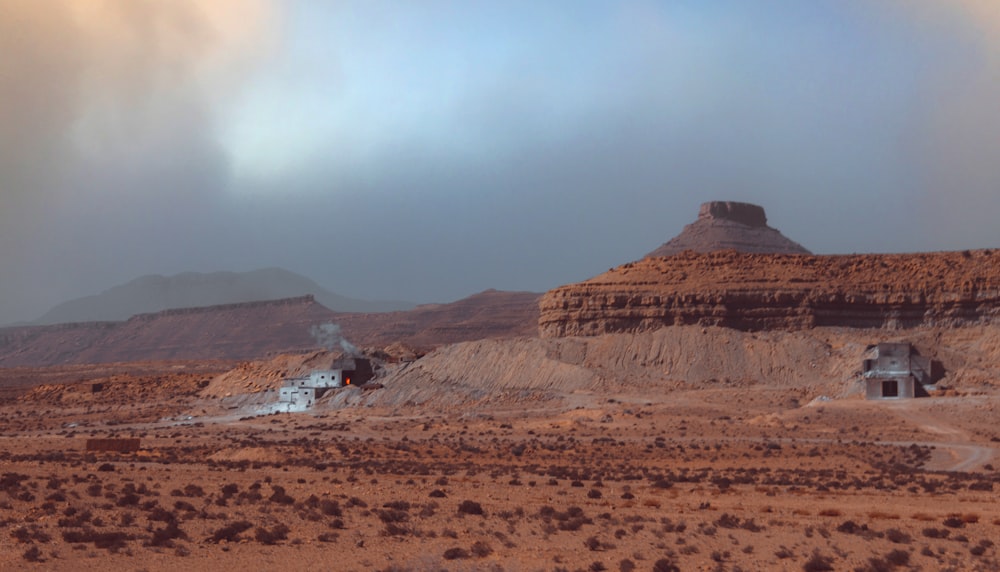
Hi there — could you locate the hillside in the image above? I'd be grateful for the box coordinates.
[33,268,413,325]
[196,323,1000,412]
[0,290,540,367]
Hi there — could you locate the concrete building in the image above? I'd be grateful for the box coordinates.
[862,343,932,399]
[277,358,374,410]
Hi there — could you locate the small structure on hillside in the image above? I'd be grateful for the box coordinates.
[862,343,932,399]
[278,358,374,409]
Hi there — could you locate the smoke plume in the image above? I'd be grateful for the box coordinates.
[309,322,360,356]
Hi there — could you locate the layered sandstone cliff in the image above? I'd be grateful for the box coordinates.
[539,249,1000,337]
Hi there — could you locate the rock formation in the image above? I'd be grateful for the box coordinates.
[539,249,1000,337]
[645,201,811,257]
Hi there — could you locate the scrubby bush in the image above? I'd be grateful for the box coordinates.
[443,547,469,560]
[652,558,680,572]
[147,522,186,548]
[22,546,43,562]
[802,550,834,572]
[207,521,253,543]
[457,500,484,516]
[255,523,290,545]
[268,486,294,505]
[471,540,492,558]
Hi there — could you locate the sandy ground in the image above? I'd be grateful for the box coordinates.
[0,371,998,572]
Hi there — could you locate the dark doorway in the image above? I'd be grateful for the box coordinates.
[882,379,899,398]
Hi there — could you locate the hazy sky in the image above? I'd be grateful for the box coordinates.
[2,0,1000,324]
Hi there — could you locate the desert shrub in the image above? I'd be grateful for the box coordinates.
[443,547,469,560]
[207,521,253,543]
[457,500,484,516]
[651,478,673,489]
[116,492,140,507]
[147,522,187,548]
[418,502,437,518]
[922,527,948,539]
[885,528,911,544]
[58,509,93,528]
[383,522,410,536]
[238,489,262,503]
[11,526,51,544]
[317,532,338,542]
[268,486,295,505]
[715,513,740,529]
[652,558,680,572]
[885,549,909,566]
[383,500,410,511]
[147,506,176,523]
[802,550,834,572]
[942,517,964,528]
[618,558,635,572]
[62,528,132,552]
[255,523,290,545]
[97,463,114,472]
[22,546,43,562]
[588,489,602,499]
[376,509,409,524]
[471,540,492,558]
[836,520,860,534]
[182,484,204,497]
[319,499,342,517]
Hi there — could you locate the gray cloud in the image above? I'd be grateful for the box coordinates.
[2,2,1000,325]
[0,0,272,323]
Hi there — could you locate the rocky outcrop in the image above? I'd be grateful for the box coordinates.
[645,201,811,257]
[539,250,1000,337]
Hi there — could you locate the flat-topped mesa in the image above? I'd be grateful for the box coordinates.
[539,249,1000,337]
[646,201,811,257]
[698,201,767,227]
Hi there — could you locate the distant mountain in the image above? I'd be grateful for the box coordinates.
[0,290,541,367]
[33,268,414,325]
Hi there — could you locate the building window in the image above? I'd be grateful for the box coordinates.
[882,380,899,398]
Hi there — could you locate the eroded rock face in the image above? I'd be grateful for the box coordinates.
[698,201,768,226]
[645,201,811,257]
[539,250,1000,337]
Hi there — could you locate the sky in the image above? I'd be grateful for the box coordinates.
[2,0,1000,325]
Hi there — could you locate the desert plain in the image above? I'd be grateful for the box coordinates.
[0,324,997,572]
